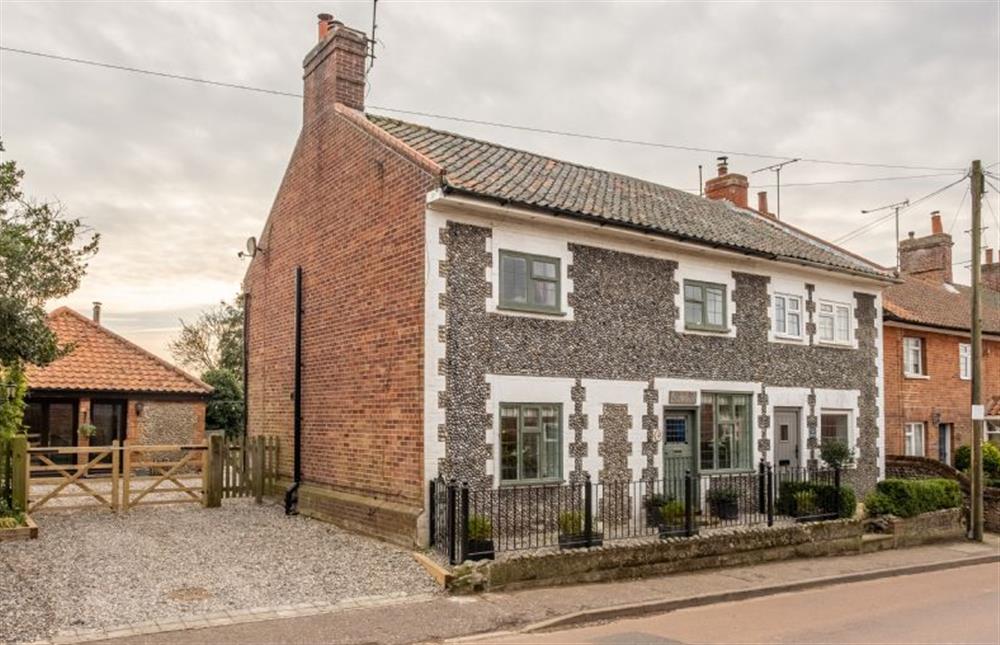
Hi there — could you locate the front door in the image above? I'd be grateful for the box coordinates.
[774,409,800,468]
[663,410,695,479]
[90,401,127,473]
[938,423,952,465]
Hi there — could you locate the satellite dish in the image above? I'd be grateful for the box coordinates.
[246,237,258,257]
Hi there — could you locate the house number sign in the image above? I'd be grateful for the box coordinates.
[668,391,697,406]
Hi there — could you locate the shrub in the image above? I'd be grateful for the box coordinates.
[660,500,686,523]
[558,511,583,535]
[706,487,739,504]
[0,499,25,527]
[864,478,961,518]
[953,442,1000,478]
[819,440,854,470]
[793,490,817,515]
[955,445,971,471]
[467,514,492,541]
[777,481,856,518]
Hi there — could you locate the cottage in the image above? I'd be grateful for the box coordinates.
[244,13,895,546]
[23,305,212,456]
[882,213,1000,462]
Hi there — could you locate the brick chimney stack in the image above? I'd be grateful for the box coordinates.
[303,12,368,124]
[898,212,954,284]
[983,246,1000,293]
[704,157,749,209]
[756,191,775,219]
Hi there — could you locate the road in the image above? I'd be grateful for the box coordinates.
[490,563,1000,644]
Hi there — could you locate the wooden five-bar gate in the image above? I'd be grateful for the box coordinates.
[7,434,278,514]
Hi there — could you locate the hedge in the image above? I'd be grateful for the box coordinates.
[864,478,962,518]
[777,481,856,519]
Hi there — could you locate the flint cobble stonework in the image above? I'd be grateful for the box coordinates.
[439,222,881,494]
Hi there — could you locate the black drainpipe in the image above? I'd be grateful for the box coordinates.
[284,266,303,515]
[241,292,249,437]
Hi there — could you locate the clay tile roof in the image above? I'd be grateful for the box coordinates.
[367,113,893,281]
[24,308,212,395]
[883,277,1000,335]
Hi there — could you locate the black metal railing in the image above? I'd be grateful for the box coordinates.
[430,462,845,564]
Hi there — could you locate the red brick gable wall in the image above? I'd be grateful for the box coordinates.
[884,323,1000,458]
[244,107,436,516]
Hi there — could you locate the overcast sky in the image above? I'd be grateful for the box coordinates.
[2,0,998,365]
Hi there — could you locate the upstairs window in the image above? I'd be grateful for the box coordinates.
[903,337,925,376]
[499,404,562,483]
[959,343,971,380]
[499,250,561,314]
[773,293,803,339]
[818,300,851,344]
[684,281,727,332]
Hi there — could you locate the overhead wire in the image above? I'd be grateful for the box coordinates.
[0,45,970,174]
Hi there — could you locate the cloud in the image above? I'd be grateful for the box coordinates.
[2,0,998,360]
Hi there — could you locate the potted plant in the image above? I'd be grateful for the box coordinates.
[466,514,495,561]
[558,510,603,549]
[792,489,818,517]
[643,493,670,527]
[78,423,97,439]
[658,500,687,537]
[707,486,740,520]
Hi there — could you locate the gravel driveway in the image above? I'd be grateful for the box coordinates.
[0,500,439,643]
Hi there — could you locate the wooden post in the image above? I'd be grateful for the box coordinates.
[11,435,28,513]
[253,436,265,504]
[122,442,131,512]
[110,440,120,512]
[970,159,985,542]
[204,433,223,508]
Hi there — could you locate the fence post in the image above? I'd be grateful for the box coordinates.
[253,436,265,504]
[204,433,223,508]
[428,479,437,548]
[122,442,132,512]
[766,462,774,527]
[110,439,120,512]
[584,474,593,548]
[757,458,766,515]
[684,470,694,537]
[11,435,27,513]
[459,482,470,563]
[446,480,457,565]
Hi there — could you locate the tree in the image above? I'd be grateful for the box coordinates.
[201,368,244,438]
[169,298,243,375]
[0,140,99,369]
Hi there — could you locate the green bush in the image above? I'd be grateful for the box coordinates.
[819,440,854,470]
[953,442,1000,478]
[864,478,961,518]
[467,514,492,541]
[793,490,817,515]
[777,481,856,518]
[660,500,686,523]
[558,511,583,535]
[0,499,25,527]
[955,445,971,471]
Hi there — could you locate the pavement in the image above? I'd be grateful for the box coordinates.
[485,563,1000,644]
[46,535,1000,645]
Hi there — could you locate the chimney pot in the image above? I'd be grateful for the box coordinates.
[757,191,769,215]
[716,156,729,177]
[930,211,943,234]
[317,13,334,41]
[92,302,102,324]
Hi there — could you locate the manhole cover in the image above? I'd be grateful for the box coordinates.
[165,586,213,602]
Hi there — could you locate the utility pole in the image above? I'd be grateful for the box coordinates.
[752,158,800,219]
[969,159,984,542]
[861,199,910,273]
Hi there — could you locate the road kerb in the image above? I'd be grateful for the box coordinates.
[456,552,1000,641]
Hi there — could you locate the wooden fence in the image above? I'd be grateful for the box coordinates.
[15,434,277,514]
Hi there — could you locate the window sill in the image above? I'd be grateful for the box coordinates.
[773,334,805,343]
[816,341,854,350]
[684,325,731,334]
[496,304,567,317]
[499,478,565,488]
[904,373,930,380]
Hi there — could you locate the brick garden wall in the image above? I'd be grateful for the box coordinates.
[243,27,437,543]
[883,323,1000,459]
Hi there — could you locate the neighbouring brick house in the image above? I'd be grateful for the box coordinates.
[23,305,212,454]
[244,13,895,546]
[882,213,1000,463]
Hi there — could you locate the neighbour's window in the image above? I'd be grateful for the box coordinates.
[499,250,561,314]
[820,412,850,446]
[773,293,803,339]
[959,343,971,380]
[499,403,561,482]
[817,300,852,344]
[904,422,925,457]
[684,281,727,331]
[903,337,924,376]
[699,393,752,471]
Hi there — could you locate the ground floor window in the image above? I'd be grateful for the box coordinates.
[499,403,562,483]
[699,393,752,471]
[904,422,925,456]
[820,411,850,446]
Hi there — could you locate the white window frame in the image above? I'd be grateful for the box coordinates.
[959,343,971,380]
[773,293,804,340]
[819,410,852,448]
[817,300,852,345]
[904,422,925,457]
[903,337,925,377]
